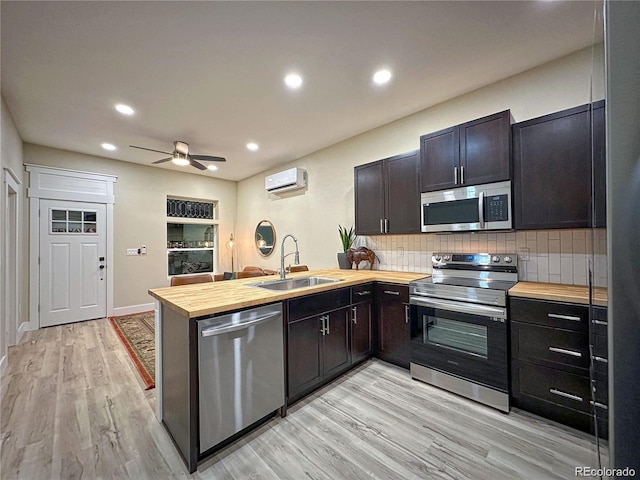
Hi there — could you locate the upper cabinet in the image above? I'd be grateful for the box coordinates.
[513,101,605,230]
[354,151,420,235]
[420,110,511,192]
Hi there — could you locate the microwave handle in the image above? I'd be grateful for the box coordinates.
[478,191,485,228]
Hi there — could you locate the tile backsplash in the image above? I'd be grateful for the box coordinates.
[361,229,607,287]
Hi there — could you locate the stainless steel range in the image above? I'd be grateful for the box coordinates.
[409,253,518,412]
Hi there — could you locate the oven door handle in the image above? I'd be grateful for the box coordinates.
[410,296,506,320]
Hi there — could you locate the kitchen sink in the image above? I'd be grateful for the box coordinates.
[250,276,342,291]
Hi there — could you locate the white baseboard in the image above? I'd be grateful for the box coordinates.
[111,303,155,317]
[0,354,6,377]
[17,321,34,343]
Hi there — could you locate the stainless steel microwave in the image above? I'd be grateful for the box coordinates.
[421,180,512,233]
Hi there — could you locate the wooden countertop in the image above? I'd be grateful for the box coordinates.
[508,282,608,307]
[149,269,428,318]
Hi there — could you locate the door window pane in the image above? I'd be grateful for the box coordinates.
[50,209,98,234]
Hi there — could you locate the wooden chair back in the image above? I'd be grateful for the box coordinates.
[288,265,309,273]
[170,274,214,286]
[236,270,267,279]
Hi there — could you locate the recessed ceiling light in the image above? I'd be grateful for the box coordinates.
[207,165,219,172]
[284,73,303,89]
[373,69,392,85]
[115,103,135,115]
[246,142,259,152]
[101,143,117,151]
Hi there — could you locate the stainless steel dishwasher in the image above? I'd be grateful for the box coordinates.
[198,302,284,454]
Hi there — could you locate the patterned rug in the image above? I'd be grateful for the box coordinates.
[109,311,155,390]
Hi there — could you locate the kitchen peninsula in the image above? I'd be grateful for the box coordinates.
[148,268,425,472]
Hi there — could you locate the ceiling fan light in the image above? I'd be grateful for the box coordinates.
[171,155,190,166]
[207,164,218,171]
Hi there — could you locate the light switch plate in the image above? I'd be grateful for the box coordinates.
[126,248,139,256]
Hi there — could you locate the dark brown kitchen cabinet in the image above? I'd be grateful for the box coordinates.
[510,297,608,438]
[354,151,420,235]
[351,284,374,365]
[287,289,351,402]
[513,101,606,230]
[420,110,511,192]
[375,283,410,369]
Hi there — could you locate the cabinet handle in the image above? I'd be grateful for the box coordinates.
[549,346,582,358]
[590,400,608,410]
[592,320,608,326]
[548,313,582,322]
[320,316,326,336]
[355,291,371,296]
[550,388,583,403]
[384,290,400,296]
[405,305,410,324]
[454,166,458,184]
[460,166,465,184]
[325,315,330,335]
[380,219,384,234]
[384,218,388,233]
[352,307,357,324]
[593,356,608,364]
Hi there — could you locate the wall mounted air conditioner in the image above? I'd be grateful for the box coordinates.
[265,167,307,193]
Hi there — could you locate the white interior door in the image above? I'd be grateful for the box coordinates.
[39,199,107,327]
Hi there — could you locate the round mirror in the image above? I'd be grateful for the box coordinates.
[255,220,276,257]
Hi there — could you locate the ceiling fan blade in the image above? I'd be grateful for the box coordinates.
[130,145,173,155]
[189,154,226,162]
[151,157,172,164]
[190,160,207,170]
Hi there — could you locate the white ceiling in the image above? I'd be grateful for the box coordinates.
[1,1,600,181]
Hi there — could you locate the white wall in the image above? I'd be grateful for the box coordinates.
[22,144,237,310]
[236,46,604,272]
[1,96,27,363]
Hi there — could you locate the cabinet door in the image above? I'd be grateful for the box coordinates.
[592,101,607,228]
[459,110,511,186]
[376,285,410,369]
[354,161,385,235]
[419,126,459,192]
[351,301,372,364]
[288,316,323,399]
[513,104,592,229]
[385,151,421,234]
[323,309,350,378]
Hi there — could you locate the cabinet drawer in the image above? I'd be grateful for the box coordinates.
[287,288,350,322]
[591,306,608,336]
[376,283,409,303]
[352,283,374,303]
[509,297,588,332]
[593,334,608,361]
[511,321,589,372]
[512,360,590,413]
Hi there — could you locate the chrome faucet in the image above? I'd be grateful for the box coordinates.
[280,234,300,279]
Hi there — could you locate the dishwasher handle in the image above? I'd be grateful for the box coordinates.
[201,311,281,337]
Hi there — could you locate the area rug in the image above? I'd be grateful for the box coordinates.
[109,311,155,390]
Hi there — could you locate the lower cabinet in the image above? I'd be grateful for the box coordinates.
[510,297,608,438]
[351,283,374,365]
[376,283,410,369]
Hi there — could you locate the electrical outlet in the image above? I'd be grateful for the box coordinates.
[518,247,530,261]
[126,248,139,256]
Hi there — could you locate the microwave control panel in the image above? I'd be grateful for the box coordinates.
[484,194,509,221]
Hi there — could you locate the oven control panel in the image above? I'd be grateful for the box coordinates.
[432,252,518,269]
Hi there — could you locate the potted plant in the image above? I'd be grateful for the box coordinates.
[337,225,355,269]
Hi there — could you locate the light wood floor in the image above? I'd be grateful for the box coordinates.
[1,318,607,480]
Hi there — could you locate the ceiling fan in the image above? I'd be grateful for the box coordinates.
[129,141,226,171]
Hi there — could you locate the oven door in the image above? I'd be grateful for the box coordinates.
[410,296,508,392]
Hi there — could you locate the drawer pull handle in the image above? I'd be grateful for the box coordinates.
[592,320,608,326]
[384,290,400,296]
[548,313,582,322]
[352,307,357,324]
[355,291,371,296]
[593,356,608,364]
[549,347,582,358]
[590,400,608,410]
[550,388,583,403]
